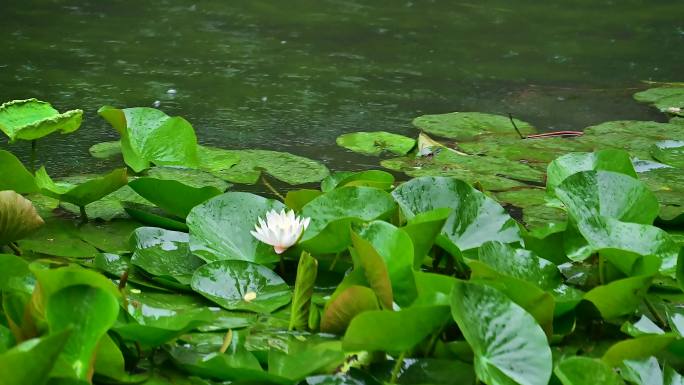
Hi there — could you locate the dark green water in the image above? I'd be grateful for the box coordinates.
[2,0,683,176]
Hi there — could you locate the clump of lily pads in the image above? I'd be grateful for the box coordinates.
[0,86,683,385]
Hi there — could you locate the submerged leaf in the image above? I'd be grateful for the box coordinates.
[413,111,536,141]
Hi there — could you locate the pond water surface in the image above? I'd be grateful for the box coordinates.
[1,0,683,176]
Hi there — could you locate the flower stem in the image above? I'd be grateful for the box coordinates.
[389,351,406,384]
[8,242,22,256]
[30,140,37,171]
[79,205,88,224]
[261,175,285,201]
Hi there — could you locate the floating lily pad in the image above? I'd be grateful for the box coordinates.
[336,131,415,156]
[146,166,231,190]
[639,166,684,222]
[634,86,684,114]
[458,136,592,166]
[413,112,536,141]
[651,140,684,169]
[392,177,522,255]
[0,99,82,142]
[381,149,541,191]
[299,186,397,254]
[35,167,128,209]
[321,170,395,192]
[199,147,329,185]
[187,192,285,264]
[60,184,153,221]
[0,191,44,245]
[88,140,122,159]
[130,227,205,285]
[578,121,684,160]
[0,150,37,193]
[76,220,141,253]
[129,177,222,219]
[191,260,291,313]
[450,280,552,385]
[98,106,199,172]
[494,188,566,229]
[17,218,98,258]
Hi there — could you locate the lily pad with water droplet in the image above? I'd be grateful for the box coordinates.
[0,99,83,142]
[336,131,416,156]
[634,86,684,115]
[577,120,684,160]
[191,260,291,313]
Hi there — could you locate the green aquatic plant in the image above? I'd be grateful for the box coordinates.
[0,99,83,170]
[1,92,684,384]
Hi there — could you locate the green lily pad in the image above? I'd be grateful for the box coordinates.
[603,335,676,367]
[199,147,329,185]
[450,280,552,385]
[98,106,200,172]
[0,191,44,245]
[336,131,415,156]
[35,167,128,208]
[413,111,536,141]
[46,285,120,381]
[76,220,141,253]
[349,230,394,310]
[555,171,679,274]
[400,208,452,269]
[578,121,684,160]
[651,140,684,169]
[130,227,205,285]
[638,166,684,222]
[354,221,417,307]
[146,166,231,190]
[0,150,38,193]
[392,176,522,256]
[299,186,397,254]
[17,218,97,258]
[0,330,71,385]
[546,149,637,194]
[0,99,82,142]
[634,86,684,114]
[191,260,291,313]
[554,356,623,385]
[88,140,122,159]
[321,285,379,334]
[129,177,222,219]
[284,189,323,212]
[495,188,567,229]
[458,136,592,166]
[187,192,285,264]
[583,275,653,319]
[343,306,450,352]
[321,170,395,192]
[60,184,153,221]
[0,253,33,293]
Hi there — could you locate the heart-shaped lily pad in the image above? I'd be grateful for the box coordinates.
[191,260,291,313]
[0,99,83,142]
[336,131,416,156]
[98,106,199,172]
[187,192,285,264]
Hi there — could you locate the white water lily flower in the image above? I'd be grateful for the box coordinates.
[250,209,311,254]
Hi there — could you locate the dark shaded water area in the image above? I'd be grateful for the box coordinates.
[1,0,683,177]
